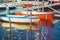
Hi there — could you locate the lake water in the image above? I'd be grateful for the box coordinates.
[0,21,60,40]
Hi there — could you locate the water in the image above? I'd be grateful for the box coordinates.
[0,21,60,40]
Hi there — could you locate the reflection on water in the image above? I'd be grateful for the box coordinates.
[0,21,40,40]
[1,21,39,30]
[0,20,60,40]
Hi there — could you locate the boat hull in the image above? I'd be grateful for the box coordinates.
[1,14,39,23]
[15,12,54,20]
[33,14,54,20]
[1,17,39,23]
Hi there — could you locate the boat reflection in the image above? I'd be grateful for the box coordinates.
[0,20,60,40]
[1,21,39,30]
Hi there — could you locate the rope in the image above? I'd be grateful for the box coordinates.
[47,4,60,13]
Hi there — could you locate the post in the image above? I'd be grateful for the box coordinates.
[42,0,44,12]
[30,11,32,40]
[6,5,12,40]
[41,0,48,40]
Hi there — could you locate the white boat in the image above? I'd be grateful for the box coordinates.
[1,14,39,23]
[0,12,6,15]
[0,3,16,10]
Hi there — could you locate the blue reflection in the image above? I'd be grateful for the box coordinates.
[0,21,60,40]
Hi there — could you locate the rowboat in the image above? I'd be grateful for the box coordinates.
[1,14,39,23]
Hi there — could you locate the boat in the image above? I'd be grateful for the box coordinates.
[0,3,16,11]
[49,0,60,3]
[0,12,6,15]
[1,0,59,25]
[1,13,39,23]
[14,11,54,27]
[15,11,54,20]
[21,0,60,11]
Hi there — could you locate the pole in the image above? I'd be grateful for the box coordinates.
[35,0,40,40]
[29,1,32,40]
[41,0,48,40]
[26,0,30,40]
[30,11,32,40]
[6,5,12,40]
[51,0,53,6]
[26,0,33,40]
[42,0,44,12]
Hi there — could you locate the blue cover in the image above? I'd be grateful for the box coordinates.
[3,14,38,19]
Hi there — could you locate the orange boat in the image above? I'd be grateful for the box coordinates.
[15,3,54,27]
[16,11,54,20]
[32,12,54,20]
[15,11,54,27]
